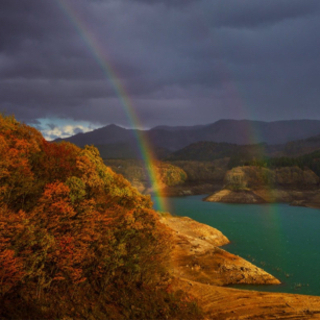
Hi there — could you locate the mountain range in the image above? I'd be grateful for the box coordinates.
[56,119,320,159]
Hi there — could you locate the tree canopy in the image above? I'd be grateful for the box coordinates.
[0,114,201,320]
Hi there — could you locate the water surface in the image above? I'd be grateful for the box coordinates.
[156,195,320,296]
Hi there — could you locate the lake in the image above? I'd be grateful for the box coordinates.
[155,195,320,296]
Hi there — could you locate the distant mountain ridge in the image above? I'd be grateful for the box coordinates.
[166,141,269,162]
[56,119,320,152]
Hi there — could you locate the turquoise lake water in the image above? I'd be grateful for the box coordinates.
[155,195,320,296]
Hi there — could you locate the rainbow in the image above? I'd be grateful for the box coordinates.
[55,0,170,213]
[54,2,296,282]
[197,11,287,252]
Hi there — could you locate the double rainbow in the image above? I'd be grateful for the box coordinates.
[56,0,170,213]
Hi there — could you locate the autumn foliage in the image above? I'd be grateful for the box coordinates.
[0,115,201,319]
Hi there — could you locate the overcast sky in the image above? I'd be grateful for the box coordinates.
[1,0,320,139]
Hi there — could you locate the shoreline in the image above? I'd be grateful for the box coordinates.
[202,188,320,209]
[161,214,320,319]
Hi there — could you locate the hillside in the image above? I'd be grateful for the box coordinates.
[167,135,320,164]
[0,115,200,320]
[167,141,280,163]
[281,133,320,157]
[167,141,240,161]
[205,166,320,205]
[224,166,319,191]
[104,159,187,193]
[104,159,228,196]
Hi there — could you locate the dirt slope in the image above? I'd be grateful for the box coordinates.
[175,278,320,320]
[161,216,320,319]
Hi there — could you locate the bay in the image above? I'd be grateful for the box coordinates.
[155,195,320,296]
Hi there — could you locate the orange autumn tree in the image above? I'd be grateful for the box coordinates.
[0,114,202,320]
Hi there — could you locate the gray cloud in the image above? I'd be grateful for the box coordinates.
[1,0,320,131]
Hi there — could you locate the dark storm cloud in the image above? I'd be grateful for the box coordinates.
[205,0,320,29]
[1,0,320,131]
[131,0,320,28]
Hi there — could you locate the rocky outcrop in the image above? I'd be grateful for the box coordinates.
[204,189,267,204]
[161,216,280,287]
[162,216,229,247]
[205,166,320,205]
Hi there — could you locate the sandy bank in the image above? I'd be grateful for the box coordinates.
[161,216,280,286]
[161,215,320,319]
[174,278,320,319]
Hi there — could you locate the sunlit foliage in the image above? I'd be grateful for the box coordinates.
[105,159,187,188]
[0,114,202,320]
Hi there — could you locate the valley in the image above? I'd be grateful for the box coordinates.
[58,119,320,209]
[2,116,320,319]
